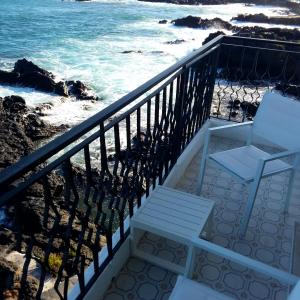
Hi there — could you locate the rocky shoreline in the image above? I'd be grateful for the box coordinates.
[0,60,104,299]
[0,59,99,101]
[0,95,68,171]
[232,13,300,26]
[0,94,110,298]
[170,16,300,42]
[141,0,300,14]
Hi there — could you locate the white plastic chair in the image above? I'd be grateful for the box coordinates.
[198,92,300,236]
[170,237,300,300]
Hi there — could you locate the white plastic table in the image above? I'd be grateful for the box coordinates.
[130,185,214,275]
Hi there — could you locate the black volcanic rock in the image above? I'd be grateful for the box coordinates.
[202,31,225,44]
[233,26,300,41]
[0,95,67,170]
[66,80,98,100]
[232,13,300,26]
[172,16,232,30]
[14,58,54,79]
[139,0,300,14]
[3,95,26,113]
[165,39,186,44]
[0,59,99,100]
[276,83,300,98]
[121,50,143,54]
[0,70,20,85]
[0,59,68,97]
[159,19,168,24]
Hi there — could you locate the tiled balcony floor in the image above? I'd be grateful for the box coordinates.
[103,136,300,300]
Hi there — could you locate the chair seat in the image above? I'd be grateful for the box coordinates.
[209,145,292,181]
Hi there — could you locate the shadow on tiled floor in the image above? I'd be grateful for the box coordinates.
[103,136,300,300]
[104,257,176,300]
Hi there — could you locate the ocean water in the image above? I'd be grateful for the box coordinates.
[0,0,289,127]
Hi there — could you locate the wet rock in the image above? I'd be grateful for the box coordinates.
[0,59,100,100]
[0,70,20,85]
[240,101,259,118]
[275,83,300,99]
[19,275,39,300]
[0,256,18,298]
[13,59,68,97]
[159,19,168,24]
[230,111,238,118]
[139,0,300,14]
[3,96,26,113]
[0,96,67,170]
[14,58,54,79]
[150,50,164,54]
[228,99,241,109]
[0,228,16,250]
[172,15,232,30]
[34,102,53,116]
[165,39,186,44]
[233,26,300,42]
[66,80,98,100]
[202,31,225,45]
[121,50,143,54]
[55,81,69,96]
[232,13,300,26]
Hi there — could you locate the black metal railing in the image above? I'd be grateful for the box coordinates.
[0,36,299,299]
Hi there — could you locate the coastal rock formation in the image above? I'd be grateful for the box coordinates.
[139,0,300,14]
[275,83,300,98]
[0,59,68,97]
[203,27,300,48]
[0,95,67,170]
[232,13,300,26]
[121,50,143,54]
[233,26,300,41]
[0,59,98,100]
[0,95,109,298]
[172,16,232,30]
[173,15,300,43]
[66,80,98,100]
[165,39,186,44]
[202,31,225,44]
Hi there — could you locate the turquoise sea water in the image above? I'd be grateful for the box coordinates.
[0,0,287,126]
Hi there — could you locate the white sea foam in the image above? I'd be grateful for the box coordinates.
[0,2,297,129]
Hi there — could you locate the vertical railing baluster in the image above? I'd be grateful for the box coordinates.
[126,115,131,151]
[99,121,109,174]
[137,107,141,138]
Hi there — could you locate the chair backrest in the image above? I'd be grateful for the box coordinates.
[253,92,300,150]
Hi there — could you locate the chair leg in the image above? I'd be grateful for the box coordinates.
[240,177,262,237]
[184,245,195,278]
[196,158,207,195]
[284,168,296,213]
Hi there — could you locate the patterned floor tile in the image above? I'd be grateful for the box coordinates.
[104,257,176,300]
[103,136,300,300]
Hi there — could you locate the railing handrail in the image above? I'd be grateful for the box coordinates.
[1,34,300,189]
[221,42,300,56]
[1,35,300,300]
[0,35,223,189]
[223,35,300,50]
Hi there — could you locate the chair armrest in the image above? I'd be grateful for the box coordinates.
[204,121,253,158]
[262,149,300,163]
[208,121,253,133]
[192,237,299,285]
